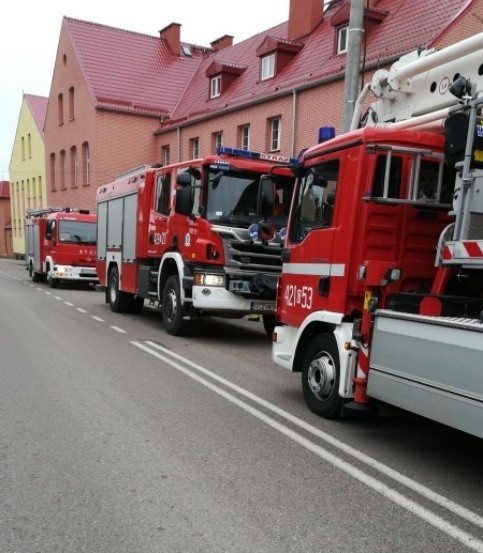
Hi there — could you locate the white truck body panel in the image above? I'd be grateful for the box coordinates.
[368,310,483,438]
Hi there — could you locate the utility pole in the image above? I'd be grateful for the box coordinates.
[341,0,365,133]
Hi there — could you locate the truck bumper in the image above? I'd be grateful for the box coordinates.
[192,285,274,315]
[51,265,99,282]
[271,324,297,371]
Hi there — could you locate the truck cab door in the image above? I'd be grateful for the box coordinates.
[279,157,342,326]
[149,171,172,255]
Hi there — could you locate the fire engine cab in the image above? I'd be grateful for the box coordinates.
[96,148,295,335]
[25,207,98,288]
[272,32,483,438]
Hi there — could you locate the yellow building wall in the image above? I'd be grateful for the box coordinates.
[9,97,47,256]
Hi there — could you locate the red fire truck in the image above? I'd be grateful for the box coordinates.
[271,32,483,438]
[96,148,295,335]
[25,207,98,288]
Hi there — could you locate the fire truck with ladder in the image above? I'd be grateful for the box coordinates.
[95,148,295,335]
[271,32,483,438]
[25,207,98,287]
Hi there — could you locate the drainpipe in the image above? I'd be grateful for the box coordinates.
[176,126,181,163]
[291,89,297,159]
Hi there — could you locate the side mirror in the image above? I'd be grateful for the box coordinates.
[175,186,193,216]
[176,172,192,187]
[258,177,275,219]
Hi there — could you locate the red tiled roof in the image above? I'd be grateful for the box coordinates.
[0,181,10,198]
[25,94,48,136]
[64,0,475,125]
[64,17,208,117]
[168,0,475,125]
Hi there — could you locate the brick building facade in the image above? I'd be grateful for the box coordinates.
[42,0,483,212]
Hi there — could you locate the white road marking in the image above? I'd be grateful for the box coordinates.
[110,325,127,334]
[131,339,483,552]
[76,308,88,313]
[92,316,104,322]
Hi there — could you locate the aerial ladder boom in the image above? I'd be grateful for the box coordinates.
[351,31,483,131]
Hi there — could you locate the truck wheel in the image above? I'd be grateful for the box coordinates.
[47,268,59,288]
[130,296,144,314]
[31,263,41,282]
[262,314,277,337]
[108,266,130,313]
[301,334,343,419]
[162,275,189,336]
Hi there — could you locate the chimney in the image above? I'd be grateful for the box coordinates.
[210,35,234,52]
[288,0,324,40]
[159,22,182,56]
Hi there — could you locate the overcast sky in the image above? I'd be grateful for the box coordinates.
[0,0,291,180]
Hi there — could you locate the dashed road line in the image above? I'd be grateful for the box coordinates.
[110,325,127,334]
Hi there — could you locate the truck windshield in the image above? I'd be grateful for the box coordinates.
[58,221,96,244]
[205,166,293,228]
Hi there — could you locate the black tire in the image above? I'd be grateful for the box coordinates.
[130,296,145,314]
[162,275,189,336]
[31,267,41,282]
[47,266,59,288]
[108,266,131,313]
[262,314,277,337]
[301,333,343,419]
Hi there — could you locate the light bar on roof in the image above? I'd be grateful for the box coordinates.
[217,147,296,164]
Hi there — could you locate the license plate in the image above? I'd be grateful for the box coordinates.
[80,268,96,274]
[250,302,274,312]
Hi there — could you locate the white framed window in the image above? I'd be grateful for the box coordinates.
[50,153,56,191]
[337,26,349,54]
[261,53,275,80]
[240,125,250,150]
[270,117,281,151]
[191,137,200,158]
[162,145,170,165]
[213,131,223,151]
[210,75,221,98]
[82,142,90,186]
[70,146,78,188]
[60,149,66,190]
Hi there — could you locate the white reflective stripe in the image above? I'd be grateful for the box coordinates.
[456,241,483,258]
[282,262,345,277]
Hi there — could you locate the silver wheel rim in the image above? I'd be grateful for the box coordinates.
[307,352,336,401]
[165,288,177,323]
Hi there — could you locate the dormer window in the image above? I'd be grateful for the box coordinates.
[256,37,303,81]
[331,3,387,55]
[261,53,275,81]
[206,61,246,99]
[210,75,221,99]
[337,25,349,54]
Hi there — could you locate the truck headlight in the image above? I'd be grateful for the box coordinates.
[193,273,225,287]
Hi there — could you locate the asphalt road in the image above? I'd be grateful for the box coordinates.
[1,257,482,553]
